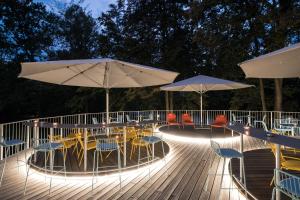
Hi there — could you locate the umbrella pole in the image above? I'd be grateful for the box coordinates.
[106,88,109,124]
[106,89,109,136]
[200,93,203,126]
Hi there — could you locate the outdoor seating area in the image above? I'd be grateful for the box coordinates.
[0,110,300,200]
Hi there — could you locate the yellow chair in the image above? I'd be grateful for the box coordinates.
[50,135,77,162]
[130,129,151,164]
[269,144,300,185]
[77,134,96,166]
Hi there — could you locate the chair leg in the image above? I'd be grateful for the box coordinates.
[0,147,8,187]
[241,157,247,192]
[271,187,276,200]
[24,151,32,195]
[92,150,96,194]
[117,148,122,189]
[146,145,150,178]
[130,144,134,160]
[217,158,226,200]
[63,148,66,181]
[138,145,141,168]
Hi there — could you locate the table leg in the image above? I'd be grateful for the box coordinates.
[84,128,87,172]
[50,128,53,171]
[123,126,126,167]
[152,123,155,160]
[240,133,243,181]
[275,144,281,200]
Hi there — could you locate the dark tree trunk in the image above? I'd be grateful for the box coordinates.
[165,91,169,111]
[169,91,173,111]
[274,78,283,111]
[259,79,267,111]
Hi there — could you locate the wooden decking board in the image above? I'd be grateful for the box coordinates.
[0,128,273,200]
[90,142,185,200]
[124,143,188,200]
[114,143,196,200]
[130,144,199,200]
[144,145,201,200]
[157,145,210,200]
[178,150,214,200]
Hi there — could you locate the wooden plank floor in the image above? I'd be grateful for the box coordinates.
[0,127,266,200]
[231,148,300,200]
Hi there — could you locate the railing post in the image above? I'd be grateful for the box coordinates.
[230,110,232,122]
[0,124,3,160]
[78,114,81,124]
[60,116,63,138]
[271,112,273,129]
[84,114,87,124]
[26,121,30,149]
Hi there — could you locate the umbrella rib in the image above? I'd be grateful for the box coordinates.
[60,63,102,86]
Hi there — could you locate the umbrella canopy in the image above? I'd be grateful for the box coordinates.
[20,58,179,122]
[160,75,253,125]
[239,42,300,78]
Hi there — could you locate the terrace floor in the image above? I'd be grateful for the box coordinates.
[0,126,268,200]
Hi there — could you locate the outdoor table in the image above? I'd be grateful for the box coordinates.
[226,123,300,200]
[24,120,162,171]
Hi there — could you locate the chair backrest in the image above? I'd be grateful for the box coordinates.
[214,115,228,124]
[210,140,221,156]
[96,138,118,151]
[262,114,267,122]
[126,115,131,122]
[117,115,124,122]
[0,136,6,146]
[148,113,154,120]
[269,144,286,163]
[232,113,237,122]
[274,169,300,199]
[261,121,268,132]
[92,117,99,124]
[167,113,177,123]
[182,113,192,122]
[126,127,137,140]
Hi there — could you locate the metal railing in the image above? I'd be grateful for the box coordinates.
[1,109,300,160]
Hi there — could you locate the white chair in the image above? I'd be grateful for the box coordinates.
[143,113,154,121]
[254,114,267,128]
[232,113,243,123]
[126,115,138,123]
[110,115,123,123]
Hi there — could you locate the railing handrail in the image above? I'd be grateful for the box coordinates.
[2,109,300,126]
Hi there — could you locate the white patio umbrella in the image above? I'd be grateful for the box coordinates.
[160,75,253,125]
[239,42,300,78]
[19,58,179,123]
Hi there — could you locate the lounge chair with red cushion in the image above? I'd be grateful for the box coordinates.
[167,113,181,129]
[210,115,228,134]
[181,113,195,129]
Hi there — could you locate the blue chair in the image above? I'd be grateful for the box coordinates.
[0,136,25,186]
[205,140,247,199]
[272,169,300,200]
[92,138,122,193]
[24,139,66,195]
[142,134,167,177]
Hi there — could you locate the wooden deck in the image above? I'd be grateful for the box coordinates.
[0,127,267,200]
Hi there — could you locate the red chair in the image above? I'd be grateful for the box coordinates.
[181,113,195,129]
[167,113,181,129]
[210,115,228,134]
